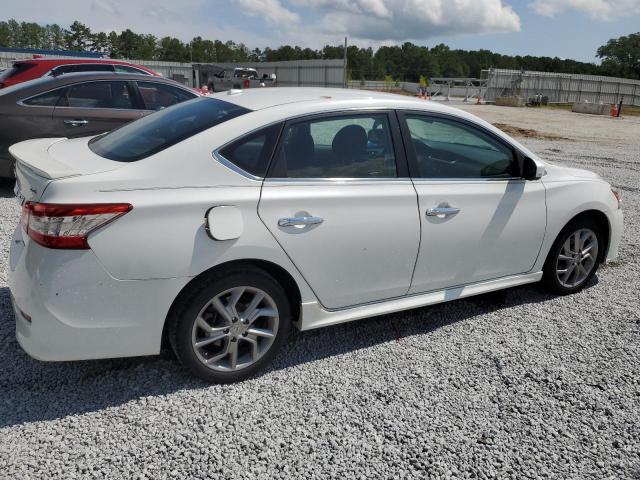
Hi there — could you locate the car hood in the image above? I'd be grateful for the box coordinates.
[543,163,602,183]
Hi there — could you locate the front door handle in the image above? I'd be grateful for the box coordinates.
[426,206,461,218]
[64,119,88,127]
[278,216,324,228]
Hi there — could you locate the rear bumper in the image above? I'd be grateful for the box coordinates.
[9,226,189,361]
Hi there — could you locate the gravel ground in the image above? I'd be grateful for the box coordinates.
[0,106,639,479]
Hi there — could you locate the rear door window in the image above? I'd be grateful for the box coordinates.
[22,87,67,106]
[136,81,196,110]
[59,81,133,109]
[89,97,250,162]
[271,113,397,178]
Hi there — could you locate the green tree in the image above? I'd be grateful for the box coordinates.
[47,24,66,50]
[157,36,189,62]
[0,21,12,47]
[191,36,216,63]
[214,40,235,62]
[90,31,110,54]
[3,18,640,81]
[64,21,92,51]
[597,33,640,79]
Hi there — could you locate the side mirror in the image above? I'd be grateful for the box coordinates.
[522,156,545,180]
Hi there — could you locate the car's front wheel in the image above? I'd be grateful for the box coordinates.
[542,218,603,295]
[168,267,291,383]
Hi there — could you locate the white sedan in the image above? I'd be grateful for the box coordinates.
[9,88,623,383]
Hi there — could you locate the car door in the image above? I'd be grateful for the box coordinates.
[52,80,143,137]
[257,111,421,309]
[134,80,197,112]
[0,87,65,173]
[398,112,546,294]
[13,86,67,139]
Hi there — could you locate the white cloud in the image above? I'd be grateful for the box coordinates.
[529,0,640,19]
[286,0,521,41]
[3,0,522,48]
[291,0,393,18]
[90,0,122,17]
[1,0,274,46]
[234,0,300,26]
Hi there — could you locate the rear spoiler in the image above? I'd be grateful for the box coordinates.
[9,138,74,179]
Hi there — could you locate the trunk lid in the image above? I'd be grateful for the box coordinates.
[10,137,126,202]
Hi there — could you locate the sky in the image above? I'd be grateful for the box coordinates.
[3,0,640,62]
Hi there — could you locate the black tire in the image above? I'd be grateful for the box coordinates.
[542,218,604,295]
[168,266,291,383]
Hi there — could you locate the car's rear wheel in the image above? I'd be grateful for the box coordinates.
[168,267,291,383]
[542,219,603,294]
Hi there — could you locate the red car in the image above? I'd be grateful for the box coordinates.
[0,58,160,88]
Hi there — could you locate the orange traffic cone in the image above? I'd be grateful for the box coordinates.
[610,104,618,117]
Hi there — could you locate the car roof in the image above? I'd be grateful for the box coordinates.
[39,71,172,83]
[211,87,463,115]
[0,72,191,99]
[207,87,541,162]
[16,58,144,66]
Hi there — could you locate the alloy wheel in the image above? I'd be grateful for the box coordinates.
[191,286,279,372]
[555,228,599,288]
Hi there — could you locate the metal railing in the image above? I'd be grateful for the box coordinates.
[482,68,640,106]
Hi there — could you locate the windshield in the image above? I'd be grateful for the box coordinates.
[89,97,250,162]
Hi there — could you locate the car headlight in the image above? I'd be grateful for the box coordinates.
[611,188,622,209]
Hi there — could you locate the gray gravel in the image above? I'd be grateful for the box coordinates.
[0,118,639,479]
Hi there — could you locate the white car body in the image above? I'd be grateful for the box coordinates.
[8,88,622,363]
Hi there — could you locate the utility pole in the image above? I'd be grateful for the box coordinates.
[343,36,348,88]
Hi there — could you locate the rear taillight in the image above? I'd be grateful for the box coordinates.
[243,79,250,88]
[21,202,132,249]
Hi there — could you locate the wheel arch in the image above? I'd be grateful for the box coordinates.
[161,259,302,351]
[546,209,611,265]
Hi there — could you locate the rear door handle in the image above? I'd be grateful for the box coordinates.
[426,206,461,218]
[278,216,324,227]
[64,119,88,127]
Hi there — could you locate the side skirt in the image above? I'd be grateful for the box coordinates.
[298,271,543,331]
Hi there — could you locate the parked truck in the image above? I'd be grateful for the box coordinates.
[207,67,276,92]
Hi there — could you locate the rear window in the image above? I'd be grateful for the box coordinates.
[0,62,36,82]
[89,97,250,162]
